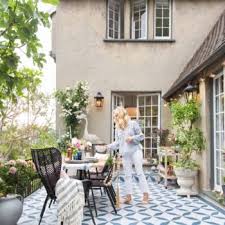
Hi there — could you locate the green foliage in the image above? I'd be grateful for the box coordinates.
[106,155,113,166]
[55,81,89,137]
[0,0,50,107]
[31,128,57,149]
[170,100,200,128]
[0,159,37,197]
[170,100,205,170]
[57,132,71,153]
[0,89,56,160]
[42,0,59,5]
[175,128,205,154]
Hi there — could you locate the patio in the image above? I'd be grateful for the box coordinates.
[18,171,225,225]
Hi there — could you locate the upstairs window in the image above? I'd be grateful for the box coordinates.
[131,0,147,39]
[107,0,124,39]
[154,0,171,39]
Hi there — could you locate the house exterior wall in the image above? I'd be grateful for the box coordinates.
[171,57,225,191]
[52,0,225,145]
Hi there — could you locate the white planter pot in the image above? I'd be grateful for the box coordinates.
[174,168,198,198]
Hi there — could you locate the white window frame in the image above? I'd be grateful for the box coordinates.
[137,93,161,158]
[111,94,125,141]
[154,0,172,40]
[131,0,148,40]
[107,0,121,39]
[213,71,225,192]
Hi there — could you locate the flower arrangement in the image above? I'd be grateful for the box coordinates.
[0,159,37,197]
[65,137,92,160]
[55,81,89,137]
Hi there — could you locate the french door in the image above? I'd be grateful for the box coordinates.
[137,94,161,158]
[213,71,225,191]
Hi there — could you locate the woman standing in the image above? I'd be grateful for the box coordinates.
[107,107,149,204]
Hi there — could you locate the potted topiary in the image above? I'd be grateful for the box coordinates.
[170,100,205,197]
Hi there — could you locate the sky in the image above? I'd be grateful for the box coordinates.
[20,2,56,95]
[38,2,56,95]
[18,2,56,126]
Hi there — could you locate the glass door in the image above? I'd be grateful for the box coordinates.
[137,93,161,159]
[111,94,125,141]
[213,71,225,191]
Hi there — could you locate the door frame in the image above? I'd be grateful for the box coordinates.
[137,93,161,158]
[213,70,224,191]
[110,91,161,158]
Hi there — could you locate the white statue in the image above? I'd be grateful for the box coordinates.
[77,113,103,144]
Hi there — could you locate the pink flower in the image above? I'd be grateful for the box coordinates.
[76,142,81,148]
[9,167,17,175]
[5,160,16,166]
[72,137,79,146]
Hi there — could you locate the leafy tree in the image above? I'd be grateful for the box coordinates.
[42,0,59,5]
[0,0,50,108]
[0,89,56,160]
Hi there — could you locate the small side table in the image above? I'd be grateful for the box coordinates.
[158,147,178,188]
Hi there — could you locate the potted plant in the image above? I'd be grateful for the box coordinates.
[0,159,37,225]
[222,177,225,196]
[170,100,205,197]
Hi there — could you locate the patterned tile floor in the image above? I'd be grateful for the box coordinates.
[18,172,225,225]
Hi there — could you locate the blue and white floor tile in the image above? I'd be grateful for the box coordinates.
[18,172,225,225]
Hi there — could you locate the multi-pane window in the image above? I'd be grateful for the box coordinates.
[155,0,171,39]
[107,0,124,39]
[131,0,147,39]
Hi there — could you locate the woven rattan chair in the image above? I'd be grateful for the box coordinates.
[31,148,62,225]
[31,148,96,225]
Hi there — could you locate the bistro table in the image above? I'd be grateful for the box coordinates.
[63,154,109,179]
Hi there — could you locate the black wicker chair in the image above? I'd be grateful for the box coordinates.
[31,148,96,225]
[90,165,117,214]
[31,147,61,225]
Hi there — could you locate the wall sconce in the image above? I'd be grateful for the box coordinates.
[183,83,198,102]
[94,92,104,108]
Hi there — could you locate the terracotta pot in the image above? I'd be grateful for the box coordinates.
[0,195,23,225]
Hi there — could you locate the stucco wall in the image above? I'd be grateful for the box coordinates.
[53,0,225,143]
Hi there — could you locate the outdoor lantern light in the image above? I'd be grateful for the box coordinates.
[94,92,104,108]
[183,83,198,102]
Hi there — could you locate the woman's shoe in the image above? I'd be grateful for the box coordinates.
[121,194,132,204]
[142,193,149,204]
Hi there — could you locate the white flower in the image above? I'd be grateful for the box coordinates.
[86,141,92,147]
[72,137,79,146]
[73,102,79,108]
[66,86,71,91]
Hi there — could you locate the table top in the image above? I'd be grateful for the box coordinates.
[63,154,109,171]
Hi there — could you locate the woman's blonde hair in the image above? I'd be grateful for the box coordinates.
[113,106,130,130]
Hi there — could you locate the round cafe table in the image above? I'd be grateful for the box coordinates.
[63,159,97,179]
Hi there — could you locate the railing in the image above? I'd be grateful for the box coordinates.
[16,178,42,198]
[21,178,42,198]
[17,159,43,198]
